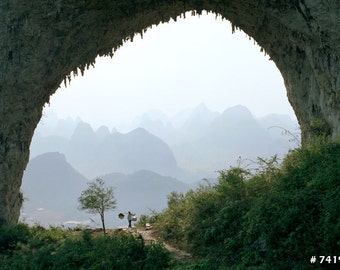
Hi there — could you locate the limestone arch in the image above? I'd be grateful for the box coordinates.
[0,1,339,226]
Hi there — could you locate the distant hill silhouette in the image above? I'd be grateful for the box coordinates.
[29,104,299,182]
[30,115,78,157]
[137,103,219,146]
[21,152,89,226]
[176,103,220,144]
[20,153,190,228]
[67,125,180,179]
[202,105,273,151]
[32,123,181,179]
[171,105,298,172]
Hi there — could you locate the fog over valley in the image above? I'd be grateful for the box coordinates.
[21,104,299,227]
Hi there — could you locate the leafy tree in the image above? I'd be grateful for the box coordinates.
[78,178,116,234]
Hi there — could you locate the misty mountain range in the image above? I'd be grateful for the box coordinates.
[31,104,299,179]
[22,104,299,227]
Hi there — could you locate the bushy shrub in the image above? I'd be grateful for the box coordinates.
[144,240,171,269]
[243,140,340,269]
[0,224,172,269]
[0,223,30,253]
[136,209,161,227]
[152,141,339,269]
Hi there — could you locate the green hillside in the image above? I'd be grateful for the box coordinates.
[140,139,340,269]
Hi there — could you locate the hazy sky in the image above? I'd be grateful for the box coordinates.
[46,12,296,130]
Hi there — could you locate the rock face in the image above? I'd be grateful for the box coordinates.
[0,1,339,225]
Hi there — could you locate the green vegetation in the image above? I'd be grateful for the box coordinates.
[0,224,171,269]
[1,140,339,269]
[141,140,340,269]
[78,178,117,234]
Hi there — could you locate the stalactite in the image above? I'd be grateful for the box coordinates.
[231,22,236,34]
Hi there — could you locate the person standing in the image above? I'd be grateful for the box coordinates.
[127,211,134,228]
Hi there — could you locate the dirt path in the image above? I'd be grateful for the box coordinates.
[90,227,192,261]
[137,228,192,261]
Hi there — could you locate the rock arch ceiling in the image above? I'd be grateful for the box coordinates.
[0,0,339,226]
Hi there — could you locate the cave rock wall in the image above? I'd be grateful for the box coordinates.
[0,0,339,225]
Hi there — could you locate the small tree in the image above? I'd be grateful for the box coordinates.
[78,178,116,234]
